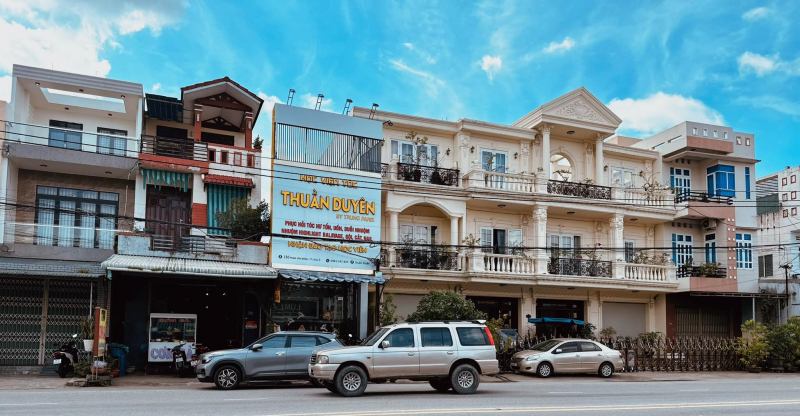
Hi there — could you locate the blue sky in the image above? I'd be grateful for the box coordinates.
[1,0,798,175]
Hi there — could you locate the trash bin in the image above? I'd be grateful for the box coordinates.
[108,343,129,376]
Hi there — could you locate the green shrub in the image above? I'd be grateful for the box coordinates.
[738,320,770,369]
[406,291,486,322]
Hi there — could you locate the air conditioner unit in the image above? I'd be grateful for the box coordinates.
[702,219,717,230]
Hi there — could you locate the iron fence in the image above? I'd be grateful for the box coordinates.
[674,191,732,205]
[676,264,727,278]
[547,257,612,277]
[140,135,208,161]
[395,248,461,270]
[274,123,382,173]
[395,163,460,187]
[496,335,740,373]
[547,180,612,199]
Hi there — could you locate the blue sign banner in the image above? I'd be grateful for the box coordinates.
[271,162,382,274]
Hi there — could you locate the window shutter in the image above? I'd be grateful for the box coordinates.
[480,228,493,253]
[429,145,438,166]
[765,254,773,277]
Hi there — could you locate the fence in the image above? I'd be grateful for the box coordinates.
[496,335,740,373]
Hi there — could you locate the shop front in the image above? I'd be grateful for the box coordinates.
[467,296,519,329]
[534,298,586,338]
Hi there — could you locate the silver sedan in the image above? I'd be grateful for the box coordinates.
[510,338,624,378]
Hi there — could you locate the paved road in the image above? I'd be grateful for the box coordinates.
[2,374,800,416]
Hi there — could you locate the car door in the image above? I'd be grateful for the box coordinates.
[245,334,287,378]
[285,335,320,375]
[371,327,419,378]
[418,326,456,376]
[577,341,604,372]
[550,341,580,373]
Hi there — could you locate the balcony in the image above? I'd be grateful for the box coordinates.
[676,264,727,278]
[207,145,261,169]
[548,257,612,277]
[116,232,268,263]
[2,120,139,157]
[140,135,208,161]
[623,263,676,282]
[675,191,732,205]
[384,162,460,187]
[393,247,461,270]
[150,234,238,257]
[614,187,675,209]
[463,170,537,193]
[548,180,612,200]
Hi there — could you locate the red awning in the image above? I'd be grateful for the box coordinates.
[203,174,255,188]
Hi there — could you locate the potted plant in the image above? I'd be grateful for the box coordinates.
[80,317,94,352]
[738,320,769,372]
[699,262,720,277]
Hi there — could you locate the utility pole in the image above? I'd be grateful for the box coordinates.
[780,263,791,323]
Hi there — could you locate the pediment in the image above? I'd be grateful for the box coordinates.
[541,89,621,128]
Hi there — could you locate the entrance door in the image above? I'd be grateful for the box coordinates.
[535,299,585,338]
[146,185,191,250]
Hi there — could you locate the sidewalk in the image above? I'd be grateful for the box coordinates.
[2,371,798,390]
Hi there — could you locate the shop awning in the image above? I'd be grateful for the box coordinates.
[528,317,586,325]
[142,168,191,192]
[278,269,385,284]
[103,255,277,279]
[0,258,103,278]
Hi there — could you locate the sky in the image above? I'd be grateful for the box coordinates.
[1,0,798,175]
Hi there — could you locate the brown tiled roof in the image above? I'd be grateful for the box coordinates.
[203,174,255,188]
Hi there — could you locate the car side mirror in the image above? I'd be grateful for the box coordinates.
[554,348,562,354]
[380,340,390,349]
[250,343,263,351]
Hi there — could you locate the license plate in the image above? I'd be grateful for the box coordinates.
[53,359,62,365]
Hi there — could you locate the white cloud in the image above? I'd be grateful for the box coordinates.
[0,0,186,96]
[299,93,333,111]
[742,7,769,21]
[479,55,502,81]
[738,51,778,76]
[401,42,436,64]
[738,95,800,118]
[608,92,725,136]
[150,83,161,92]
[0,75,11,102]
[542,37,575,54]
[254,91,281,142]
[389,59,445,96]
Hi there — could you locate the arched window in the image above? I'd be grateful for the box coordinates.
[550,153,573,181]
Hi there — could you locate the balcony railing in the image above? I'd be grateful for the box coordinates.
[2,120,139,157]
[6,221,118,250]
[482,253,534,274]
[548,180,612,200]
[150,234,237,256]
[140,135,208,161]
[624,263,676,282]
[675,191,732,205]
[395,163,460,187]
[463,170,537,193]
[676,264,727,278]
[394,248,461,270]
[274,122,382,173]
[207,145,260,168]
[548,257,612,277]
[614,187,675,209]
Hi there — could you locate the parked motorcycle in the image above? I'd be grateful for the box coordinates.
[171,341,195,377]
[53,334,79,378]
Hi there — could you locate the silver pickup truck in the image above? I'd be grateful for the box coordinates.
[308,321,499,396]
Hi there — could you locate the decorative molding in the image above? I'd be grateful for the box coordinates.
[551,97,608,124]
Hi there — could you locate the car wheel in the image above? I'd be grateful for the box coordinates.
[450,364,479,395]
[599,362,614,378]
[537,362,553,378]
[429,378,451,393]
[335,365,368,397]
[214,365,241,390]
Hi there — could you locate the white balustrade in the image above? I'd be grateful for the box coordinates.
[482,253,534,274]
[465,170,537,193]
[613,187,675,209]
[623,263,676,282]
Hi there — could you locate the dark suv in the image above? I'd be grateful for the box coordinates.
[196,331,342,389]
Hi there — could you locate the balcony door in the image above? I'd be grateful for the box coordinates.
[390,140,438,166]
[145,185,191,250]
[670,168,691,200]
[672,234,693,269]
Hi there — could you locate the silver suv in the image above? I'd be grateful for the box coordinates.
[308,321,499,396]
[196,331,342,389]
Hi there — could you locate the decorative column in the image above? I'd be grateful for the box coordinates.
[193,104,203,142]
[533,205,548,274]
[540,125,551,180]
[450,216,459,247]
[244,111,254,149]
[595,135,605,185]
[388,210,399,266]
[609,213,625,278]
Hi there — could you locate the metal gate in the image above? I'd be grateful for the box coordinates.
[0,278,94,366]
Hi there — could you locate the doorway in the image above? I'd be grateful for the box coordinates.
[145,185,191,249]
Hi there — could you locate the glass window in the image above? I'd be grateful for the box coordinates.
[579,341,602,352]
[792,175,797,184]
[316,336,333,345]
[384,328,414,348]
[48,120,83,150]
[421,327,453,347]
[612,167,635,187]
[531,339,562,352]
[736,234,753,269]
[624,241,635,263]
[97,127,128,156]
[558,342,580,353]
[746,138,751,146]
[737,136,742,145]
[706,165,735,197]
[692,127,698,135]
[745,167,751,199]
[289,335,318,348]
[703,128,708,136]
[262,335,287,348]
[362,328,390,346]
[724,132,728,139]
[550,153,573,181]
[35,186,118,249]
[672,233,693,268]
[705,233,716,264]
[456,327,489,346]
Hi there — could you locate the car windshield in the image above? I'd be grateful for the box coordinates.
[361,327,390,346]
[531,339,562,352]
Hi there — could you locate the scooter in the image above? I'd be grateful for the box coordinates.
[52,334,79,378]
[171,341,195,377]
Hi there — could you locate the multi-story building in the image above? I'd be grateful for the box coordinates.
[756,166,800,321]
[0,65,143,366]
[356,88,681,338]
[357,88,768,339]
[103,77,275,368]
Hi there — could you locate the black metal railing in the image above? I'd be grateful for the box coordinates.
[395,163,460,186]
[547,180,612,199]
[674,191,732,205]
[274,123,382,173]
[140,135,208,161]
[380,163,390,179]
[150,234,237,256]
[395,248,460,270]
[676,265,727,278]
[547,257,612,277]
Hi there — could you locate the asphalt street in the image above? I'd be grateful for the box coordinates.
[1,374,800,416]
